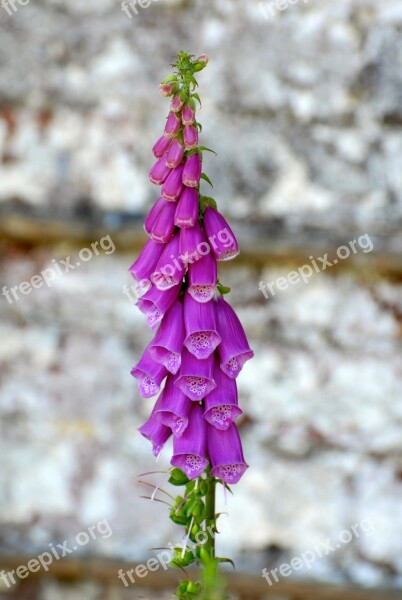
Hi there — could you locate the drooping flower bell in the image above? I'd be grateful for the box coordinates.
[183,292,221,359]
[137,282,181,329]
[174,187,199,229]
[182,153,202,187]
[171,403,208,479]
[144,197,169,235]
[216,296,254,378]
[153,234,183,290]
[203,206,239,261]
[129,238,164,285]
[152,135,172,158]
[149,201,176,243]
[203,362,242,430]
[183,124,198,149]
[165,111,181,137]
[149,154,171,185]
[207,423,248,483]
[188,250,217,303]
[138,413,172,457]
[149,298,184,374]
[153,375,192,437]
[182,99,196,125]
[175,348,216,401]
[166,138,185,169]
[131,343,168,398]
[161,163,185,201]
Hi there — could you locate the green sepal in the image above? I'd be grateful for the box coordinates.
[200,173,213,187]
[185,498,205,521]
[199,195,217,212]
[217,282,231,295]
[170,512,190,526]
[170,548,195,568]
[177,130,184,145]
[169,468,190,486]
[160,74,178,84]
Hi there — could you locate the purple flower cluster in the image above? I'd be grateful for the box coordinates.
[129,73,253,485]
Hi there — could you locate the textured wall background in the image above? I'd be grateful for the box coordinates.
[1,0,402,598]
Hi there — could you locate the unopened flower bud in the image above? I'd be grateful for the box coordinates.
[170,95,183,113]
[159,75,178,97]
[193,54,208,72]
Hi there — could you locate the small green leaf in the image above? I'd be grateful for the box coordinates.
[192,92,202,107]
[200,173,213,187]
[188,75,198,89]
[198,146,217,156]
[217,557,236,569]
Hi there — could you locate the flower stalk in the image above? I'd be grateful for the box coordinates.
[130,51,254,599]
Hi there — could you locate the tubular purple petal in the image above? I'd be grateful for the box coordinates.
[203,206,239,261]
[144,197,169,235]
[161,164,185,201]
[183,293,221,359]
[149,298,185,374]
[183,124,198,149]
[150,201,176,243]
[131,344,168,398]
[216,296,254,378]
[152,234,183,290]
[164,111,181,137]
[149,154,171,185]
[182,154,202,188]
[179,221,205,264]
[152,135,172,158]
[204,362,242,430]
[138,413,172,457]
[174,187,199,229]
[207,423,248,484]
[129,238,165,285]
[175,348,216,401]
[188,251,217,303]
[137,283,181,329]
[166,139,185,168]
[154,375,191,437]
[182,103,196,126]
[171,403,208,479]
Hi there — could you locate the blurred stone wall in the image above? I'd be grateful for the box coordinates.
[1,0,402,597]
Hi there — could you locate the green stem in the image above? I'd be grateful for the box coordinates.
[204,467,216,561]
